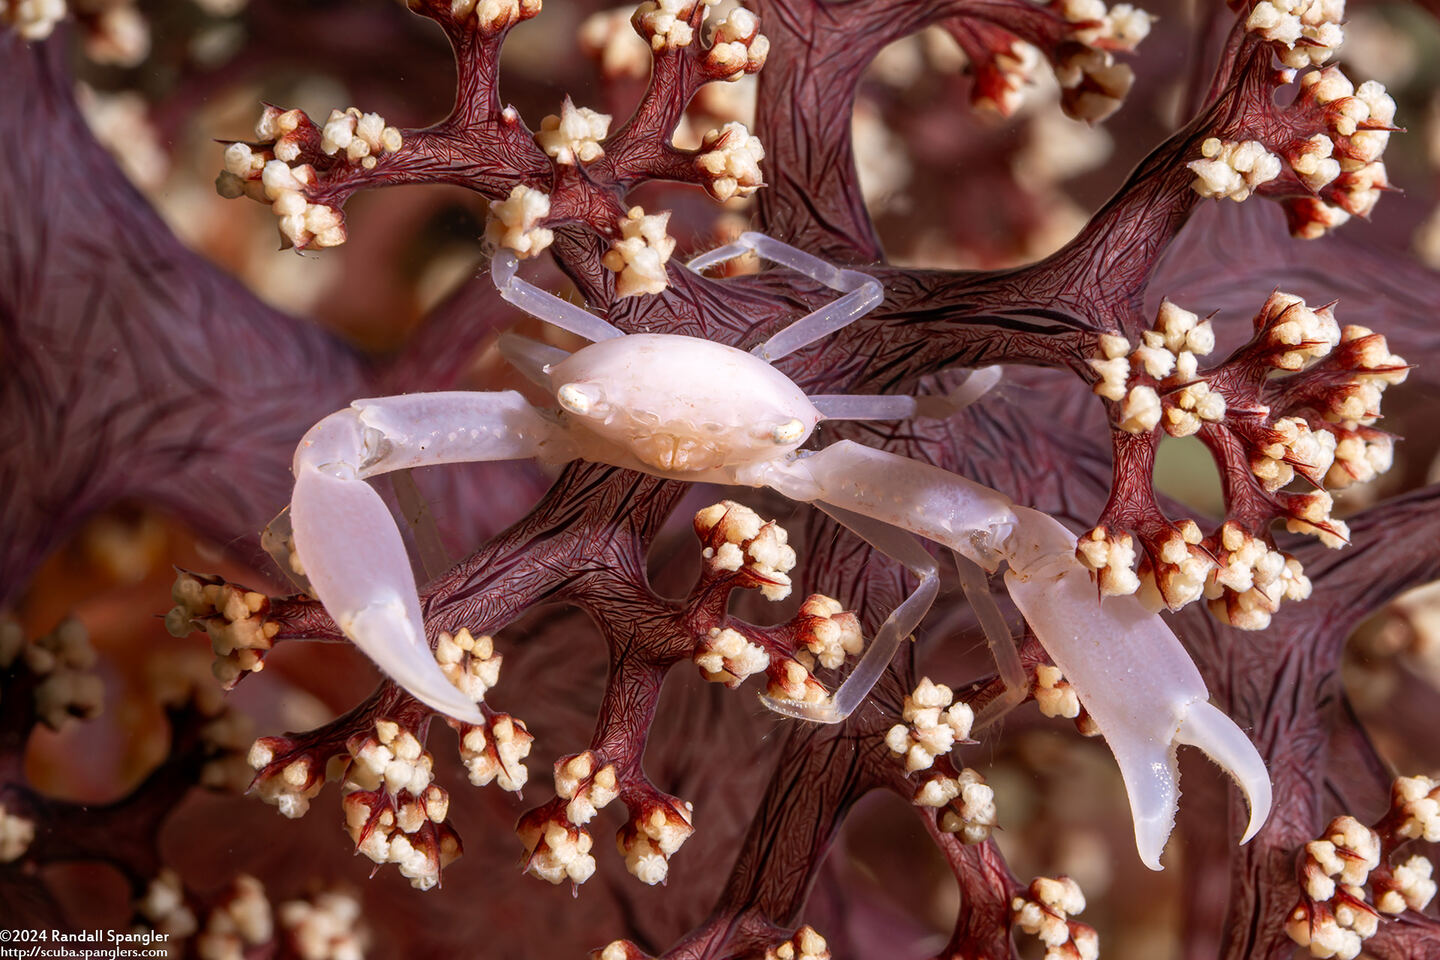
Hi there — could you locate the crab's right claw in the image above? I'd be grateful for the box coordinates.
[290,422,484,725]
[1001,506,1272,870]
[1175,699,1273,846]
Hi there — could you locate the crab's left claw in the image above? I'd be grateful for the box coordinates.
[1003,506,1272,870]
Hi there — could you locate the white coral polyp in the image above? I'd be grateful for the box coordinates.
[1058,0,1154,51]
[884,677,975,772]
[452,0,542,32]
[1247,0,1345,67]
[633,0,714,51]
[696,122,765,202]
[1056,48,1134,123]
[1188,138,1282,202]
[602,206,677,297]
[486,185,554,258]
[705,6,769,79]
[4,0,67,40]
[695,626,770,683]
[536,100,611,165]
[0,802,35,862]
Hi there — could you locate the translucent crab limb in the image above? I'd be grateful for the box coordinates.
[953,553,1026,729]
[686,232,883,362]
[497,331,570,389]
[810,394,918,421]
[758,441,1272,868]
[761,504,940,723]
[288,392,568,723]
[1002,508,1271,869]
[491,250,624,342]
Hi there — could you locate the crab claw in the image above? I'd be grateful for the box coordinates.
[289,411,485,724]
[1003,507,1272,870]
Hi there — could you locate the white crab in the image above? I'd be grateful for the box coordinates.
[278,233,1270,870]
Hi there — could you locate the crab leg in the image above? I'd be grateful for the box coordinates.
[687,232,883,362]
[491,250,625,342]
[758,440,1271,868]
[289,392,568,722]
[760,504,940,724]
[953,553,1027,728]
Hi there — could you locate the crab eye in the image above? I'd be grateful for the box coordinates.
[772,418,806,444]
[557,382,605,417]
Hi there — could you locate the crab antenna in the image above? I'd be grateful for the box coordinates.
[498,332,569,389]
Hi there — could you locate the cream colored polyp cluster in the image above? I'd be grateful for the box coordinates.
[1287,780,1440,958]
[1207,521,1312,630]
[218,144,343,250]
[452,0,541,33]
[1246,0,1344,68]
[277,891,367,960]
[1078,516,1213,613]
[194,875,273,960]
[794,595,863,670]
[602,206,677,297]
[696,122,765,202]
[1,0,67,40]
[705,6,769,79]
[554,751,619,824]
[1288,817,1382,959]
[1188,138,1282,202]
[485,185,554,258]
[247,742,323,818]
[458,712,532,790]
[1048,0,1151,121]
[1013,877,1099,960]
[764,926,830,960]
[694,626,769,684]
[1056,0,1154,49]
[694,500,797,600]
[884,677,975,773]
[342,720,456,890]
[434,628,501,703]
[1325,325,1405,488]
[914,766,998,844]
[1393,775,1440,842]
[320,108,402,168]
[580,7,651,79]
[519,817,597,885]
[1291,69,1396,237]
[632,0,714,50]
[1087,300,1221,438]
[165,570,278,687]
[618,797,694,885]
[0,801,35,862]
[974,41,1040,116]
[20,618,103,730]
[536,101,611,165]
[136,869,199,942]
[1055,47,1134,123]
[1033,665,1081,719]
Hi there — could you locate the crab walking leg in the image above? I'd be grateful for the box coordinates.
[759,440,1271,867]
[290,392,567,723]
[810,394,918,421]
[686,232,883,363]
[953,553,1027,729]
[491,250,625,342]
[761,504,940,723]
